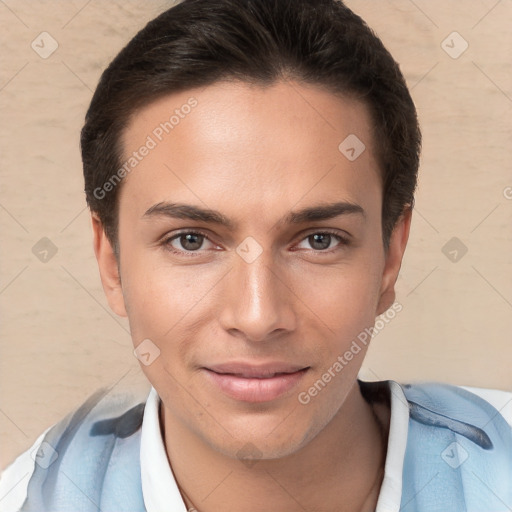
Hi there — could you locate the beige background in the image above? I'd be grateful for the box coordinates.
[1,0,511,470]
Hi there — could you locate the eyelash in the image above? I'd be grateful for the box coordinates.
[161,229,350,258]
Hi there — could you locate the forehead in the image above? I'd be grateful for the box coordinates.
[118,80,381,224]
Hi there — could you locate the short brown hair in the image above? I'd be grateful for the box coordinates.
[81,0,421,251]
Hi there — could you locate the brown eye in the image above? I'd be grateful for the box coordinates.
[174,233,204,251]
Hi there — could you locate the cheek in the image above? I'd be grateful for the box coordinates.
[293,255,383,327]
[291,261,384,378]
[120,259,205,393]
[118,240,168,326]
[122,259,202,342]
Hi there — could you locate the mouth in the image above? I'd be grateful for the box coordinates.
[202,362,310,403]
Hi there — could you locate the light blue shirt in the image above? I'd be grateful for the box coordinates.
[1,379,511,512]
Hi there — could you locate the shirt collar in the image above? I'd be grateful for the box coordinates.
[375,380,410,512]
[140,386,188,512]
[140,380,410,512]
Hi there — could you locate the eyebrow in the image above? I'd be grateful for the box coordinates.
[142,200,365,230]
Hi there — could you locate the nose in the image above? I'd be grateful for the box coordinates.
[218,244,297,343]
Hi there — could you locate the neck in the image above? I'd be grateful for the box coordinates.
[161,380,390,512]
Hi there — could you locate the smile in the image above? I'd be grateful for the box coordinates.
[202,363,310,403]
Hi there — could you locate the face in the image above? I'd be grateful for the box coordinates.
[93,80,410,460]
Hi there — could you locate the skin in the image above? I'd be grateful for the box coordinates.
[92,79,411,512]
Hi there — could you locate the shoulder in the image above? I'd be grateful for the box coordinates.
[397,380,512,511]
[0,428,50,512]
[458,385,512,428]
[401,380,512,431]
[0,385,149,512]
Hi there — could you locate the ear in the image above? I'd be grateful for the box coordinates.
[376,207,412,316]
[91,213,128,317]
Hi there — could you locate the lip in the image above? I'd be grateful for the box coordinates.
[202,362,310,403]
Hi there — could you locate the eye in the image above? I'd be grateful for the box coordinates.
[162,231,216,256]
[161,229,350,258]
[295,230,350,253]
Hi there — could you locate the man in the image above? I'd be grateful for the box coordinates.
[1,0,511,511]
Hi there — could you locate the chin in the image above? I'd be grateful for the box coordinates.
[201,415,316,463]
